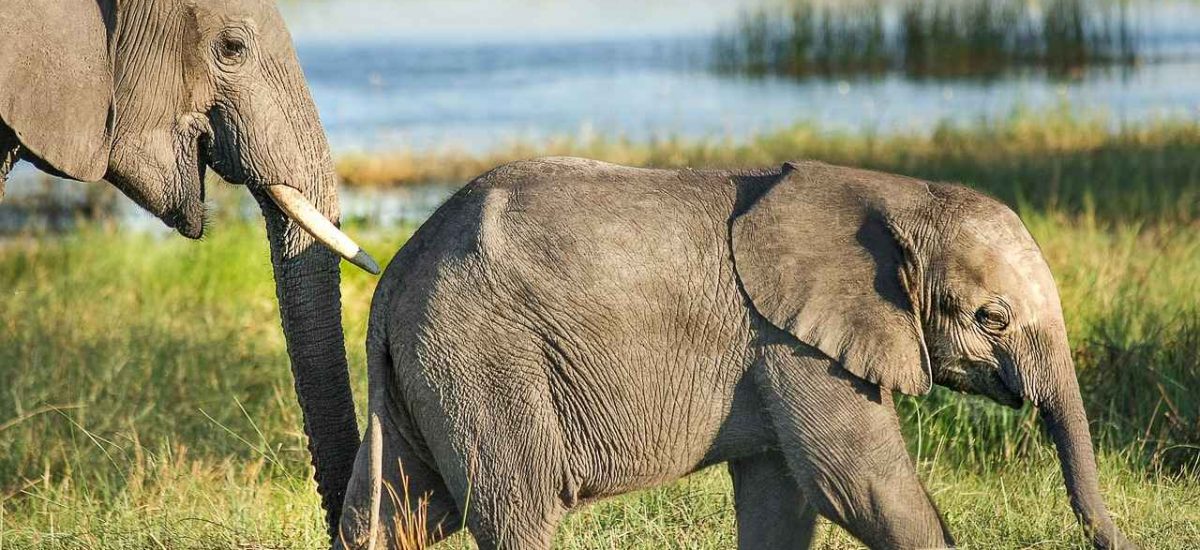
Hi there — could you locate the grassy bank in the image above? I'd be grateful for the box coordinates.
[2,114,1198,547]
[336,111,1198,225]
[0,215,1195,548]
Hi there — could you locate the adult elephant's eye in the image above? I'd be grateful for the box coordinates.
[975,303,1011,332]
[215,31,250,67]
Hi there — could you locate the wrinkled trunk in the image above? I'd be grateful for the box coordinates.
[222,27,367,540]
[257,167,359,541]
[1040,375,1134,549]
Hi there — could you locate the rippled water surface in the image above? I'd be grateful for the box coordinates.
[287,1,1200,152]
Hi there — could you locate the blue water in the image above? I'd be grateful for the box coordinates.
[7,0,1200,233]
[302,37,1200,154]
[288,1,1200,154]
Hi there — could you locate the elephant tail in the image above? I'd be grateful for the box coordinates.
[366,413,384,550]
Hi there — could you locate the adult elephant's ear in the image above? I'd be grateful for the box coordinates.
[732,161,933,395]
[0,0,115,181]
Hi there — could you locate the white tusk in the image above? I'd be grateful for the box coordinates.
[264,185,380,274]
[367,413,383,550]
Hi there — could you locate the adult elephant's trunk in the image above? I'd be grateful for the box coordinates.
[216,24,374,539]
[1039,371,1135,549]
[0,125,19,200]
[258,166,360,540]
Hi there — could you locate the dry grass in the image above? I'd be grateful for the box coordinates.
[335,110,1198,224]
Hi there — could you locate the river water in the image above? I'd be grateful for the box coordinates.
[290,0,1200,153]
[4,0,1200,233]
[304,37,1200,154]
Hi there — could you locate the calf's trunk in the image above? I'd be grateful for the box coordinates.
[1040,374,1135,549]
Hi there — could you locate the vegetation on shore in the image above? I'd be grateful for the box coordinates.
[2,112,1197,547]
[711,0,1140,79]
[336,110,1197,225]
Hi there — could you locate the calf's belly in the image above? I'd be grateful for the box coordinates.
[558,367,767,500]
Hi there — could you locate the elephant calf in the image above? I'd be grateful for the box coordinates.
[336,157,1134,549]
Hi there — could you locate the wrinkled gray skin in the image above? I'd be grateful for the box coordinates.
[337,158,1135,549]
[0,0,358,537]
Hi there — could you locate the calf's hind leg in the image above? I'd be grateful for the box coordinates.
[431,398,570,550]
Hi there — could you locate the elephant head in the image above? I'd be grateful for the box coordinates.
[732,161,1134,549]
[0,0,378,537]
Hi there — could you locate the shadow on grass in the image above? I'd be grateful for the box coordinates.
[1080,313,1200,473]
[828,133,1200,225]
[0,319,312,495]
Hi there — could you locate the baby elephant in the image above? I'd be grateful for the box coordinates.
[336,157,1134,549]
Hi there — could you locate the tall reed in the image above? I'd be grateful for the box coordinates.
[713,0,1140,78]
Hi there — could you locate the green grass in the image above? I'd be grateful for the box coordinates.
[2,113,1198,547]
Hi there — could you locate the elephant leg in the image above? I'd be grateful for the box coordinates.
[729,452,819,549]
[441,428,568,550]
[754,347,954,549]
[419,378,569,549]
[337,411,462,550]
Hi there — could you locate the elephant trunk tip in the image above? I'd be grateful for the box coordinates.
[1092,524,1138,550]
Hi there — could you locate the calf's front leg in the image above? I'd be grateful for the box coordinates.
[754,344,954,549]
[729,451,819,549]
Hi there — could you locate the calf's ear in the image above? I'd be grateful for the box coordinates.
[732,161,932,395]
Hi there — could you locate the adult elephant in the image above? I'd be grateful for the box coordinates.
[0,0,377,539]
